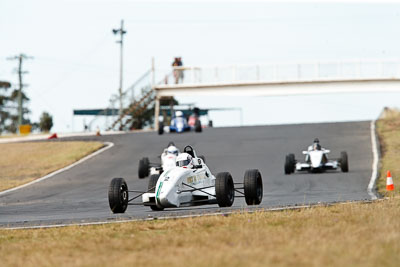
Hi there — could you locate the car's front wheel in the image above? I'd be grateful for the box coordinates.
[284,154,295,174]
[194,119,202,133]
[340,151,349,172]
[215,172,235,207]
[108,178,129,213]
[158,122,164,135]
[244,169,263,205]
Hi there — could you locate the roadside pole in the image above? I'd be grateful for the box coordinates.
[112,20,127,116]
[7,53,33,131]
[152,58,160,131]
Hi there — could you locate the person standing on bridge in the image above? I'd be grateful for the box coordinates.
[172,57,184,84]
[172,57,179,84]
[178,57,184,83]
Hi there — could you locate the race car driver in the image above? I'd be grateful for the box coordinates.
[176,153,194,169]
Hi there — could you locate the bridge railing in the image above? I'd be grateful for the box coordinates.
[158,60,400,86]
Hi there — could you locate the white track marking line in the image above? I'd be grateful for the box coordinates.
[0,142,114,197]
[2,200,380,230]
[368,120,379,200]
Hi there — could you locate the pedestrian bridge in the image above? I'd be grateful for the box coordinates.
[155,59,400,97]
[153,59,400,129]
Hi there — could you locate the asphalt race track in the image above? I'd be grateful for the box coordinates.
[0,121,374,228]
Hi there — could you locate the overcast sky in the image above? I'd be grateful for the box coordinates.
[1,0,400,132]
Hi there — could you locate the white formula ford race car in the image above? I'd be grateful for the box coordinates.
[108,145,263,213]
[284,142,349,174]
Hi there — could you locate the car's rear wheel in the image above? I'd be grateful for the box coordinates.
[194,119,202,133]
[108,178,129,213]
[244,169,263,205]
[340,151,349,172]
[148,174,164,211]
[138,157,150,178]
[158,122,164,135]
[215,172,235,207]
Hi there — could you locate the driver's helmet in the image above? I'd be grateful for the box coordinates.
[175,111,183,117]
[313,143,322,150]
[314,138,320,143]
[176,153,193,168]
[167,145,179,156]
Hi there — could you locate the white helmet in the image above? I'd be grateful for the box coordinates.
[175,111,183,117]
[167,145,179,156]
[176,153,193,168]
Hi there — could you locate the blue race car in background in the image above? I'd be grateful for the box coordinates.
[158,111,202,135]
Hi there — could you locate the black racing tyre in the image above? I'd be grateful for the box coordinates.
[284,155,292,175]
[138,157,150,178]
[108,178,129,213]
[340,151,349,172]
[150,205,164,211]
[244,169,263,205]
[215,172,235,207]
[194,119,202,133]
[288,153,296,173]
[198,155,206,163]
[284,154,295,174]
[158,122,164,135]
[148,174,164,211]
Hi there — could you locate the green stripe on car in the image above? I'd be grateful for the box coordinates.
[156,181,163,203]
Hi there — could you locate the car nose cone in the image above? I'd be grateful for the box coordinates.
[310,152,323,168]
[157,181,179,207]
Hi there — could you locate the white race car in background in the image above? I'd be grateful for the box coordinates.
[284,144,349,174]
[138,142,205,178]
[109,145,263,213]
[138,142,180,178]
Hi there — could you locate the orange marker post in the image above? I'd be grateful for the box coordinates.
[386,170,394,191]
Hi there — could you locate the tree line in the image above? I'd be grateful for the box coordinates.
[0,81,53,134]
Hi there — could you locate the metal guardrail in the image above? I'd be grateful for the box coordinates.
[157,60,400,86]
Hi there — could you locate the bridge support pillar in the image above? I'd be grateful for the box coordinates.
[154,94,160,131]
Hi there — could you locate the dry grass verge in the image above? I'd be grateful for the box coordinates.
[0,141,104,191]
[1,199,400,267]
[0,133,46,139]
[376,108,400,195]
